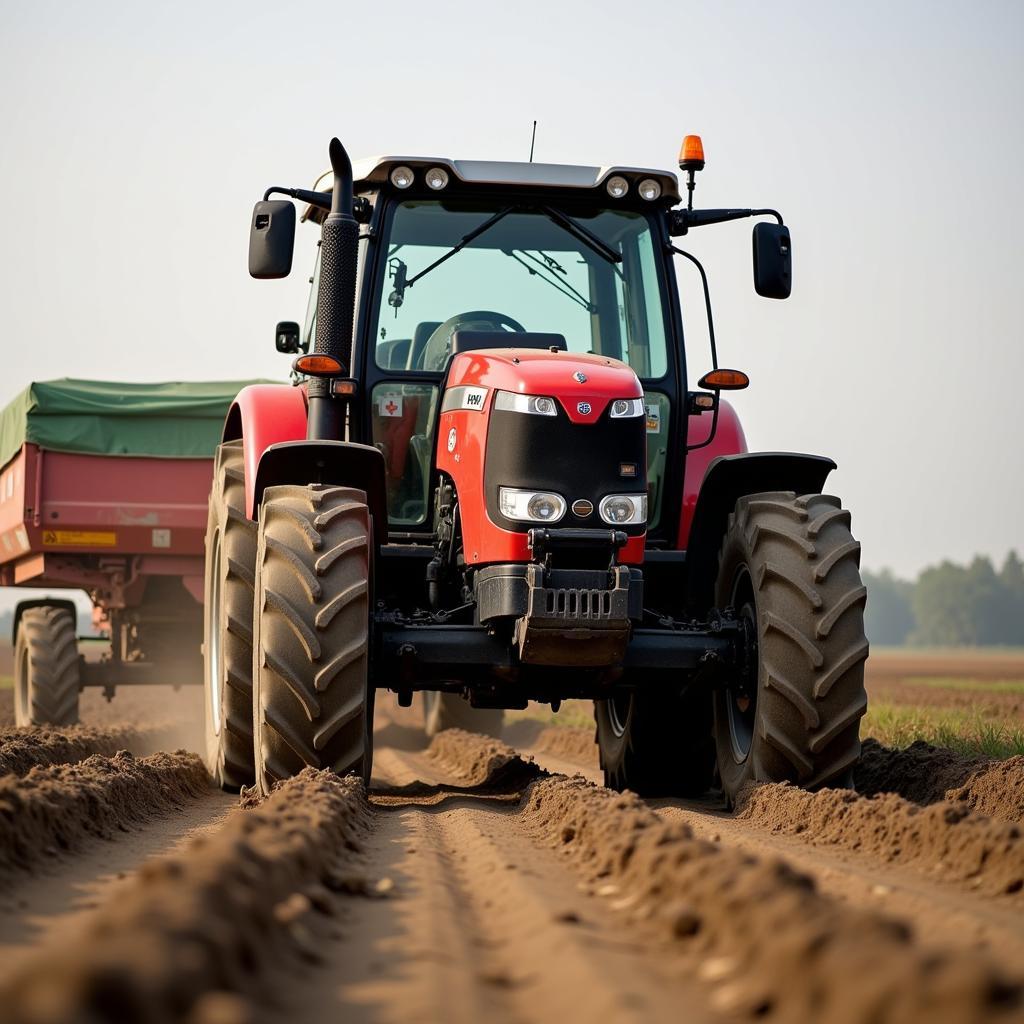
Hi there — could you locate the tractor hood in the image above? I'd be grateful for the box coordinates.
[446,349,644,426]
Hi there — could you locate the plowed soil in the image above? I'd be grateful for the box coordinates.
[0,676,1022,1023]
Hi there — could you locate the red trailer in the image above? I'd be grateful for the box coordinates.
[0,379,267,726]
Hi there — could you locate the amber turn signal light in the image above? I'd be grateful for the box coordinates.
[697,368,749,390]
[679,135,705,172]
[293,353,345,377]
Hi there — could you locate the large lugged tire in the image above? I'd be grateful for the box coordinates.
[14,606,81,727]
[203,441,257,790]
[253,484,374,796]
[713,491,868,805]
[422,692,504,738]
[595,689,715,797]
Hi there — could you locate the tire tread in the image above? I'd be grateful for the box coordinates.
[714,490,869,802]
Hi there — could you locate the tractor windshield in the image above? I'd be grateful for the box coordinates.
[372,200,670,379]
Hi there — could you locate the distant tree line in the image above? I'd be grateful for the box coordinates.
[864,552,1024,646]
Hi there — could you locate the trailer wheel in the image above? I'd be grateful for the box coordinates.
[253,484,373,796]
[14,606,81,727]
[713,491,868,806]
[203,442,257,790]
[595,689,714,797]
[422,692,504,738]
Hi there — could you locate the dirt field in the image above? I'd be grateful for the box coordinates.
[0,650,1022,1022]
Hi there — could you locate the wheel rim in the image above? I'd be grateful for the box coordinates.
[207,530,223,736]
[16,641,29,719]
[726,565,759,762]
[607,693,631,738]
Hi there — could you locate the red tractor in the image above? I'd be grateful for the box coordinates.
[203,135,868,804]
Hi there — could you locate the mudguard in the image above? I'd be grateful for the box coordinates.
[222,384,309,518]
[253,440,389,544]
[684,452,836,614]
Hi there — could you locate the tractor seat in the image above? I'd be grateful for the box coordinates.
[449,330,567,357]
[407,321,443,371]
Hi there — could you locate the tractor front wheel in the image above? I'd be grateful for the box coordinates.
[713,491,868,806]
[202,441,257,791]
[253,484,374,797]
[14,605,81,727]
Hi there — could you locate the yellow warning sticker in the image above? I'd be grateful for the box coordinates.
[42,530,118,547]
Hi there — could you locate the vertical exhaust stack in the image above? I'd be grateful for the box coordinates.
[308,137,358,441]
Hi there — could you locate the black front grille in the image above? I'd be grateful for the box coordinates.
[483,404,647,536]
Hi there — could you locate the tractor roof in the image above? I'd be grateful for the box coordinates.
[311,156,681,204]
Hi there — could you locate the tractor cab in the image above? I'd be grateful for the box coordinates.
[300,158,685,541]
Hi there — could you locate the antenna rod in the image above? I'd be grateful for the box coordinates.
[529,120,537,163]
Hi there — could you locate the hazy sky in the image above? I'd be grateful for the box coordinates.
[1,0,1021,583]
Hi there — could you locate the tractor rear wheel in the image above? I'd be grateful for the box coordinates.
[14,606,81,727]
[422,692,504,738]
[203,441,257,790]
[595,689,715,797]
[253,484,374,797]
[713,491,868,806]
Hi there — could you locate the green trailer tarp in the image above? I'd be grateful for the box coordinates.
[0,379,277,467]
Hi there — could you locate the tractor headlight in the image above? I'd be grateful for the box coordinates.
[599,493,647,525]
[494,391,558,416]
[499,487,567,523]
[609,398,644,418]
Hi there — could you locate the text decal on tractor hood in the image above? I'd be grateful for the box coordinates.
[441,386,489,413]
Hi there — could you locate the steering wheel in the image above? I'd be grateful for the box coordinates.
[420,310,526,371]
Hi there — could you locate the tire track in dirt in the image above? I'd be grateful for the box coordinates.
[277,741,720,1024]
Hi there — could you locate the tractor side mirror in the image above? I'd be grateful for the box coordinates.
[275,321,301,353]
[752,222,792,299]
[248,200,296,279]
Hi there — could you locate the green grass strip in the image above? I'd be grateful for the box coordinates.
[864,701,1024,758]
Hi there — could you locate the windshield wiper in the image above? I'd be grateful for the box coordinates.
[504,249,597,313]
[389,206,517,308]
[539,205,622,266]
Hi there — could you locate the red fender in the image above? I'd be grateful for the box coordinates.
[678,400,748,550]
[223,384,309,518]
